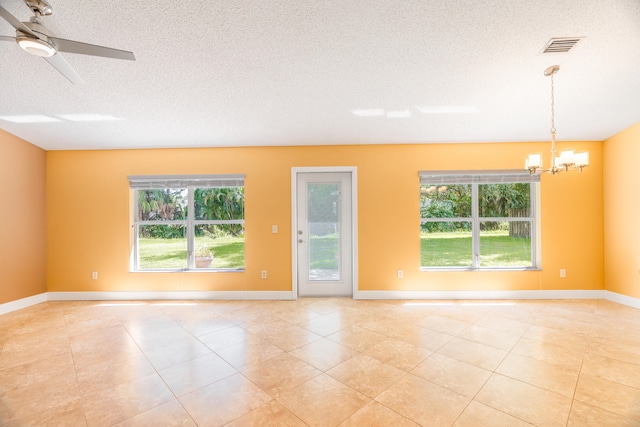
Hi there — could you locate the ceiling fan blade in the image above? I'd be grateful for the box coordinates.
[0,5,38,37]
[0,35,16,42]
[44,53,83,84]
[49,37,135,61]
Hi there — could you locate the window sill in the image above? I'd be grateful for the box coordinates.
[131,268,245,273]
[420,267,541,272]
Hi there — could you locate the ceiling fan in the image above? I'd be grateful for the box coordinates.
[0,0,135,84]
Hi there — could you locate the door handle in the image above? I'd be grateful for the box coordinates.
[298,239,304,243]
[298,230,303,235]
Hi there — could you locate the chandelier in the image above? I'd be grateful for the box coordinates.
[526,65,589,175]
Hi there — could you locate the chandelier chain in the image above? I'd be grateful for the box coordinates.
[550,73,555,134]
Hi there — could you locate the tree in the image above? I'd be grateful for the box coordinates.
[420,183,530,232]
[194,187,244,237]
[420,184,471,232]
[137,189,187,238]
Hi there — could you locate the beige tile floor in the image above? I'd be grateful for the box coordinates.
[1,298,640,426]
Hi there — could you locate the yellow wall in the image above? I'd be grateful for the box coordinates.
[604,122,640,298]
[46,140,603,294]
[0,130,47,304]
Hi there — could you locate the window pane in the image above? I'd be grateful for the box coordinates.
[195,224,245,269]
[480,221,532,267]
[137,189,187,221]
[421,222,473,267]
[420,184,472,218]
[194,188,244,221]
[478,183,530,218]
[138,225,186,269]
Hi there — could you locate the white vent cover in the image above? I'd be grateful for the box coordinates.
[542,37,583,54]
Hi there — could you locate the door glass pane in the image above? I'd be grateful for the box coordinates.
[307,182,340,281]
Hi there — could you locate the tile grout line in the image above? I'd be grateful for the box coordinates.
[563,303,595,427]
[62,304,91,427]
[113,302,200,427]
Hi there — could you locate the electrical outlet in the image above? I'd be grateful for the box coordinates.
[397,269,404,279]
[560,269,566,278]
[261,270,267,279]
[91,271,98,280]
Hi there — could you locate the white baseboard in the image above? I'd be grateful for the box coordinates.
[604,290,640,310]
[2,289,640,314]
[0,293,47,315]
[355,289,608,300]
[46,291,296,301]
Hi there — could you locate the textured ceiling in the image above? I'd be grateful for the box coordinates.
[1,0,639,150]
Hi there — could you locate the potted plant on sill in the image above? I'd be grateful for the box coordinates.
[195,245,214,268]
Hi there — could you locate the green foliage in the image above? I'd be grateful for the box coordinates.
[194,187,244,237]
[137,187,244,239]
[139,224,185,239]
[194,187,244,220]
[420,184,472,232]
[195,245,213,257]
[478,183,530,230]
[420,182,531,232]
[138,189,186,221]
[137,188,187,238]
[478,183,530,216]
[196,223,244,239]
[423,199,455,218]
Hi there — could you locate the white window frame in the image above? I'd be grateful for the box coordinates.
[419,170,540,270]
[129,174,245,272]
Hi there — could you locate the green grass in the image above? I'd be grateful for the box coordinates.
[139,230,530,270]
[138,236,244,269]
[422,232,473,267]
[138,234,336,270]
[421,230,531,267]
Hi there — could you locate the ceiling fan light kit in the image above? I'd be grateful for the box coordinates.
[0,0,135,83]
[16,32,55,57]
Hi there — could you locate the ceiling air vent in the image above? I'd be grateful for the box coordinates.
[541,37,583,54]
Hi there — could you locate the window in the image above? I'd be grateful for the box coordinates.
[129,175,244,271]
[420,170,539,269]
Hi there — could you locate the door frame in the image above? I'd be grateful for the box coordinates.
[291,167,358,299]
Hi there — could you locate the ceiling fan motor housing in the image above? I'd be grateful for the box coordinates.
[25,0,52,16]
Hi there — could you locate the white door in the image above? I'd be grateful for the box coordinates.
[296,172,352,296]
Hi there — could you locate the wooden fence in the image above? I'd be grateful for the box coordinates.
[508,208,530,238]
